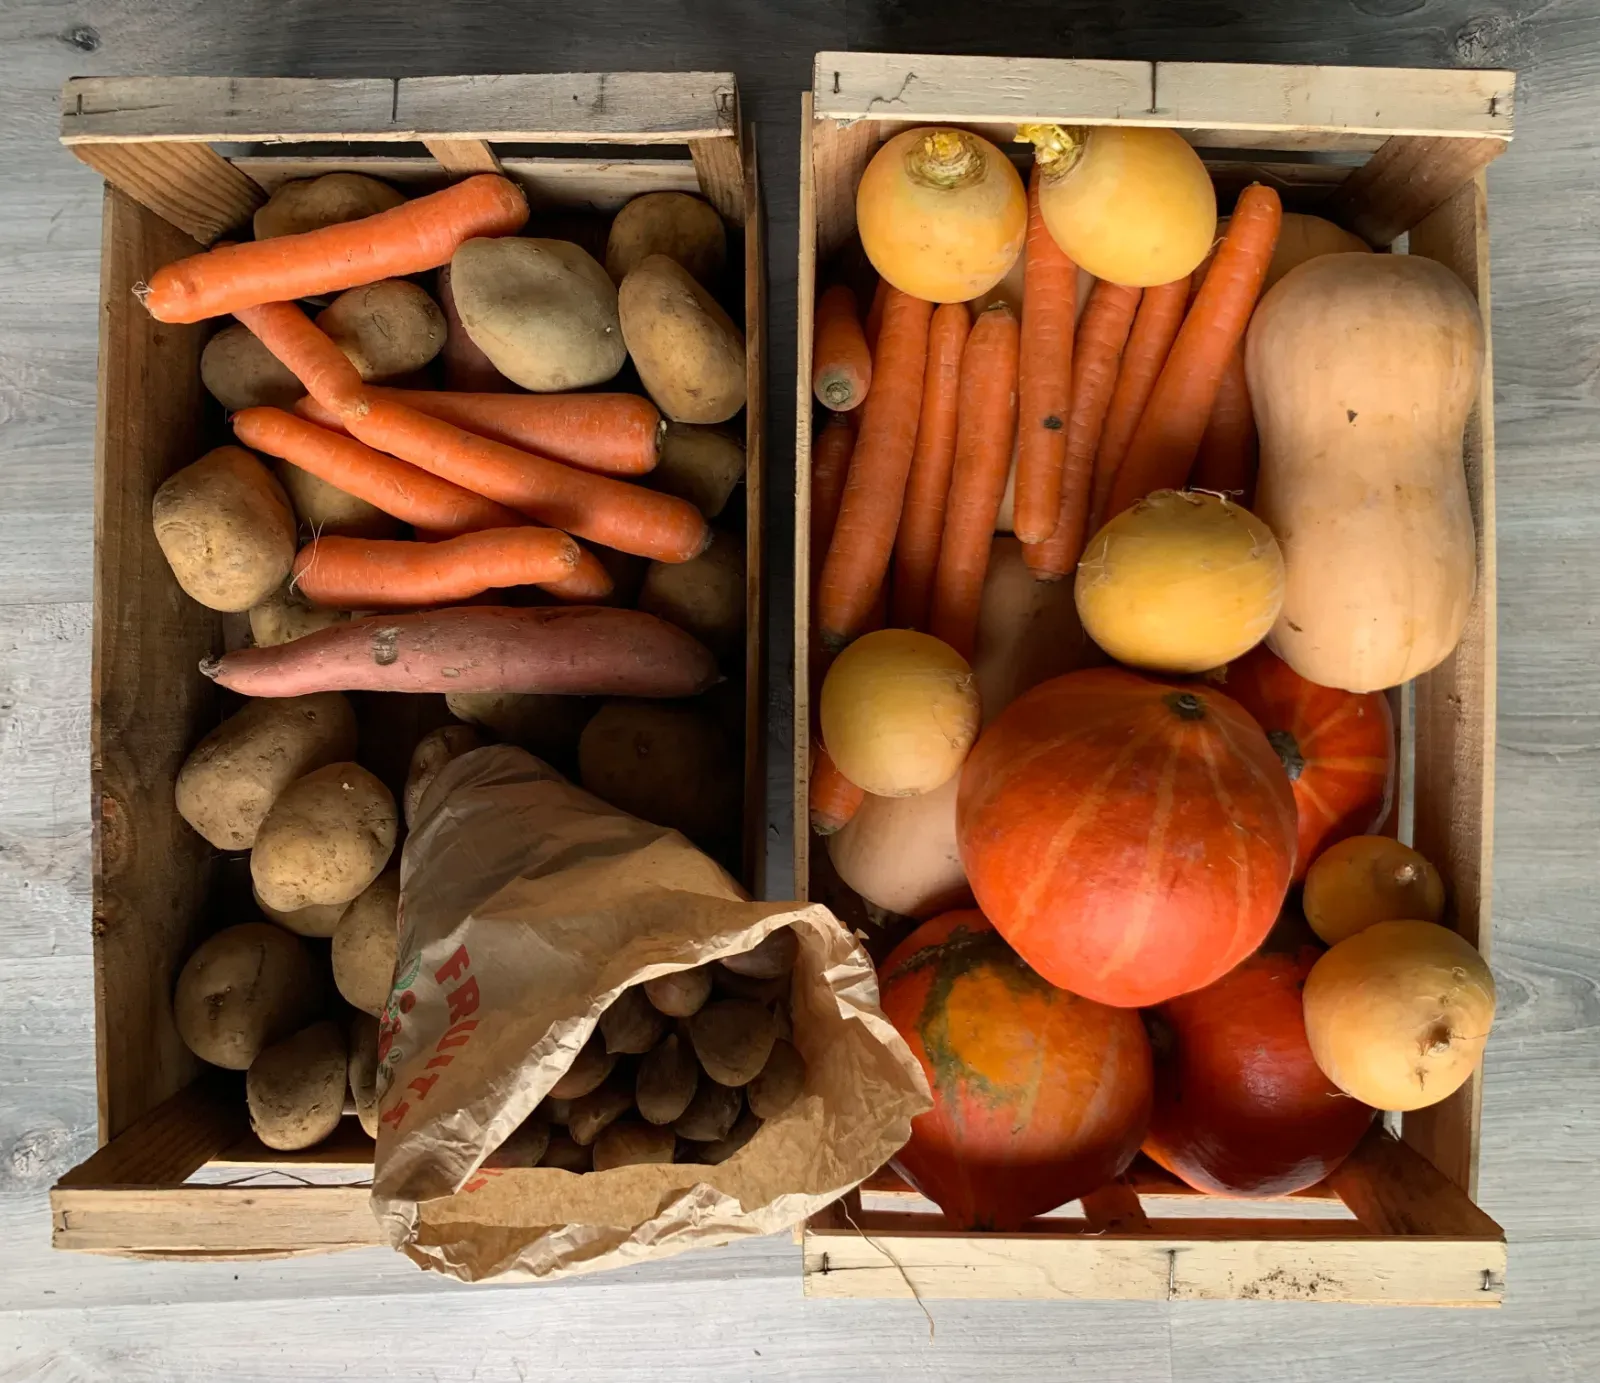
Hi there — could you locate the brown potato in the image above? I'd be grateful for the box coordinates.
[347,1012,381,1138]
[331,870,400,1017]
[720,927,798,980]
[747,1039,806,1119]
[688,1000,777,1087]
[247,1020,347,1151]
[437,262,513,391]
[674,1079,742,1143]
[535,1095,573,1125]
[403,724,484,829]
[549,1033,616,1100]
[593,1119,676,1171]
[486,1117,552,1168]
[250,762,397,912]
[771,1002,794,1043]
[636,1033,699,1125]
[152,446,297,612]
[694,1107,762,1165]
[201,323,304,411]
[276,460,402,541]
[539,1133,593,1172]
[712,965,788,1004]
[647,423,746,518]
[249,582,357,648]
[605,192,727,286]
[638,530,744,661]
[174,922,321,1070]
[255,888,350,939]
[643,965,713,1018]
[253,172,406,240]
[176,692,357,850]
[445,690,595,768]
[451,237,624,391]
[317,280,446,382]
[567,1074,635,1146]
[599,986,668,1055]
[618,255,746,424]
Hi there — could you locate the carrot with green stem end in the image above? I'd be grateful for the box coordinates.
[1108,184,1282,512]
[810,746,865,835]
[1189,346,1258,505]
[143,174,529,323]
[233,300,368,417]
[813,285,873,411]
[1024,280,1142,579]
[891,302,970,629]
[1012,167,1078,545]
[928,302,1021,659]
[293,528,580,608]
[816,289,933,649]
[809,411,857,588]
[863,278,889,354]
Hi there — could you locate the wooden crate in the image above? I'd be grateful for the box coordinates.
[795,53,1509,1305]
[51,72,765,1259]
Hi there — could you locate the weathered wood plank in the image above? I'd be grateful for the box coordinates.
[741,125,768,896]
[1327,1129,1504,1239]
[1328,134,1508,246]
[420,137,502,175]
[70,142,264,243]
[56,1082,241,1188]
[690,134,746,224]
[52,1185,382,1256]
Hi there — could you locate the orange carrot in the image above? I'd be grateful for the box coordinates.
[297,389,661,476]
[891,302,970,628]
[232,300,368,416]
[810,747,865,835]
[1087,276,1190,531]
[294,527,579,608]
[232,406,523,534]
[1108,185,1283,512]
[1012,168,1078,545]
[345,399,709,564]
[863,278,889,354]
[929,303,1021,659]
[1189,345,1258,504]
[809,411,857,588]
[409,519,613,602]
[813,284,873,411]
[143,175,529,324]
[816,289,933,649]
[1024,280,1142,579]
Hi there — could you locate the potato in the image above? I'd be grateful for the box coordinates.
[638,530,744,660]
[747,1039,806,1119]
[176,693,358,850]
[539,1133,593,1172]
[636,1033,699,1125]
[173,922,320,1070]
[250,582,357,648]
[688,1000,777,1087]
[437,262,513,391]
[605,192,727,286]
[720,927,798,981]
[347,1013,381,1138]
[152,446,297,612]
[404,724,484,828]
[445,690,594,768]
[247,1020,347,1151]
[451,237,624,391]
[253,172,406,240]
[674,1079,741,1143]
[619,256,746,424]
[486,1117,552,1168]
[712,965,788,1004]
[201,323,304,411]
[599,986,668,1056]
[567,1073,635,1146]
[643,965,713,1019]
[332,870,400,1017]
[693,1107,762,1164]
[593,1119,677,1171]
[578,702,739,851]
[276,460,402,540]
[255,888,350,940]
[549,1033,616,1100]
[647,423,746,518]
[250,762,397,912]
[316,280,446,382]
[535,1095,572,1124]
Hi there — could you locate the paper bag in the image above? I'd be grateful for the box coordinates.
[370,745,932,1282]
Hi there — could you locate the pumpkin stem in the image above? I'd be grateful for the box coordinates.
[1267,729,1306,781]
[1422,1020,1454,1056]
[1015,122,1087,179]
[906,129,989,191]
[1165,691,1207,722]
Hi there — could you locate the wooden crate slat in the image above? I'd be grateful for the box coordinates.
[421,138,503,175]
[810,114,878,261]
[1080,1181,1152,1233]
[57,1083,243,1187]
[740,124,768,896]
[52,1186,383,1257]
[1327,134,1507,247]
[690,136,746,224]
[71,142,264,244]
[1327,1129,1503,1238]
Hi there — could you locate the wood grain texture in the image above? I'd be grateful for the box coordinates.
[1328,133,1508,247]
[691,133,746,223]
[420,137,502,174]
[70,141,265,243]
[741,125,768,896]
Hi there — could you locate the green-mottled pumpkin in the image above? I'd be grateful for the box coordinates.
[878,909,1153,1230]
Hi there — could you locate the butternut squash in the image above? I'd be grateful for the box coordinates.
[1247,254,1484,693]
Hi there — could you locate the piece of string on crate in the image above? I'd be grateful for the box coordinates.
[838,1199,936,1340]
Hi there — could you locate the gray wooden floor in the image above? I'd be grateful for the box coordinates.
[2,2,1597,1379]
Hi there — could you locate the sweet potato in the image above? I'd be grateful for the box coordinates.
[200,606,720,698]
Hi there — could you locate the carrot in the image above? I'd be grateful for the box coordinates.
[809,411,857,588]
[345,398,709,564]
[1188,345,1258,503]
[929,303,1021,659]
[891,302,970,629]
[232,300,368,416]
[409,519,610,600]
[199,605,718,698]
[293,527,579,608]
[232,406,523,535]
[1108,185,1283,513]
[1024,280,1142,579]
[813,285,873,411]
[810,747,865,835]
[1012,167,1078,545]
[143,174,529,324]
[297,389,662,476]
[863,278,889,354]
[815,289,933,649]
[1087,277,1188,530]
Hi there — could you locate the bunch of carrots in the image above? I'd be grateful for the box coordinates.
[807,171,1283,834]
[143,173,710,610]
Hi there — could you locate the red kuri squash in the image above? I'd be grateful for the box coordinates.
[880,909,1152,1230]
[1143,913,1376,1196]
[957,667,1296,1007]
[1217,645,1394,880]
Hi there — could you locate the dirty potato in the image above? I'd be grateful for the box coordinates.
[249,582,357,648]
[348,1012,381,1138]
[403,724,484,829]
[566,1074,636,1146]
[485,1117,552,1169]
[250,762,397,912]
[688,1000,778,1087]
[646,423,746,518]
[277,460,402,541]
[331,869,400,1017]
[201,323,304,411]
[638,530,744,661]
[173,921,321,1070]
[720,926,798,981]
[539,1133,593,1172]
[599,986,668,1056]
[746,1039,806,1119]
[618,256,746,424]
[674,1079,742,1143]
[253,172,406,240]
[548,1033,617,1100]
[636,1032,699,1125]
[317,280,446,381]
[643,965,713,1018]
[592,1119,677,1171]
[605,191,726,286]
[246,1020,348,1151]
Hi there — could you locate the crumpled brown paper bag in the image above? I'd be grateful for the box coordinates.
[369,745,932,1282]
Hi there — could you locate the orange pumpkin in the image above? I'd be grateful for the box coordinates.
[880,910,1152,1230]
[957,667,1296,1007]
[1218,645,1394,880]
